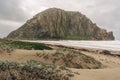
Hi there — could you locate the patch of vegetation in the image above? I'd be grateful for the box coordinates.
[66,35,90,40]
[0,43,14,53]
[10,41,52,50]
[0,39,52,50]
[36,48,103,69]
[0,60,73,80]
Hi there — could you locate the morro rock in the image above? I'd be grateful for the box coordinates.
[7,8,114,40]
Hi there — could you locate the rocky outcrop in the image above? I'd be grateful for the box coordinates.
[7,8,114,40]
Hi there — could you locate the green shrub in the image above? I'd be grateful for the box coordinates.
[0,40,52,50]
[66,35,90,40]
[0,60,72,80]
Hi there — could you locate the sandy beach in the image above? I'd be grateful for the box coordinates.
[71,50,120,80]
[1,40,120,80]
[24,40,120,80]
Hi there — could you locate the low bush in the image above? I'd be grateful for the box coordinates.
[0,60,72,80]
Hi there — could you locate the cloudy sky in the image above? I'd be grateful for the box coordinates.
[0,0,120,40]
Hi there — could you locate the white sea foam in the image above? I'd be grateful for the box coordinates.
[27,40,120,51]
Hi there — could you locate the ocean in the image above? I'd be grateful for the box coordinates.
[28,40,120,51]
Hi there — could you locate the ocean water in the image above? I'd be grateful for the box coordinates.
[29,40,120,51]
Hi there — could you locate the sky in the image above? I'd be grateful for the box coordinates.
[0,0,120,40]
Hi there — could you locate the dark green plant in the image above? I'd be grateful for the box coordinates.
[0,40,52,50]
[66,34,90,40]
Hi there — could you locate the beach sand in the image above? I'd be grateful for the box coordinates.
[0,47,120,80]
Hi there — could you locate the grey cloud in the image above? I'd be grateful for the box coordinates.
[0,19,23,38]
[85,0,120,39]
[0,24,15,38]
[0,0,30,22]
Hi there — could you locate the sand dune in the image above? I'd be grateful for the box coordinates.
[1,40,120,80]
[71,68,120,80]
[71,50,120,80]
[22,40,120,80]
[0,48,120,80]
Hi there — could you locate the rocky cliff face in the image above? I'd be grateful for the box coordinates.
[7,8,114,40]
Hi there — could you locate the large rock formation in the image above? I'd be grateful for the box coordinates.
[7,8,114,40]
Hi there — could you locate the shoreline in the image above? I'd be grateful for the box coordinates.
[46,43,120,57]
[22,40,120,57]
[22,40,120,51]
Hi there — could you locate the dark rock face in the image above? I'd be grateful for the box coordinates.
[7,8,115,40]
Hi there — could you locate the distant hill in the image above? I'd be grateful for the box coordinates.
[7,8,114,40]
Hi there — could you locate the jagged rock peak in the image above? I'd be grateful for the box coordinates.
[7,8,115,40]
